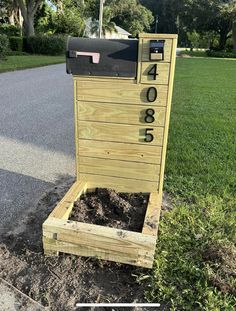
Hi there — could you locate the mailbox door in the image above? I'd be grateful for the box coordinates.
[66,37,138,78]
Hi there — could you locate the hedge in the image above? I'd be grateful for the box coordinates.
[8,36,24,52]
[25,36,66,55]
[0,24,20,36]
[0,34,9,60]
[206,49,236,58]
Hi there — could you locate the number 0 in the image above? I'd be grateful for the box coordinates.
[147,87,157,102]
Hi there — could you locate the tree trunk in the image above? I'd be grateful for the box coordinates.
[233,22,236,51]
[219,30,228,50]
[24,14,35,37]
[17,0,42,37]
[8,10,15,25]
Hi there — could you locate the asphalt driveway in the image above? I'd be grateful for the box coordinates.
[0,64,75,232]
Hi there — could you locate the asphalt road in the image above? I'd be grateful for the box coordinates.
[0,64,75,232]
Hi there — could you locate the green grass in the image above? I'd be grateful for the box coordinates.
[0,55,65,73]
[141,58,236,310]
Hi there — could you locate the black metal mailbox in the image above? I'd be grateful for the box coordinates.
[66,37,138,78]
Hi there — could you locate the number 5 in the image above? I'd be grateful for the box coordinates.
[144,128,154,142]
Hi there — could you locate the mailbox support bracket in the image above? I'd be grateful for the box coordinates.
[42,180,161,268]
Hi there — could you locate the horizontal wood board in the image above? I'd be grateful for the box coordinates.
[141,62,170,85]
[78,156,160,182]
[78,140,162,164]
[77,101,166,127]
[78,173,159,193]
[78,121,164,146]
[76,79,168,106]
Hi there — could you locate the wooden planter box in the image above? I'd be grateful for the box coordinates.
[43,181,161,268]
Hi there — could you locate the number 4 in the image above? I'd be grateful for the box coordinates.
[147,64,159,80]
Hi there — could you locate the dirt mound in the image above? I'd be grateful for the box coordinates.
[70,189,148,232]
[202,241,236,294]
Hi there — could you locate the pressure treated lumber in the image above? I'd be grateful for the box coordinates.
[43,185,160,268]
[78,121,164,146]
[78,102,166,127]
[78,174,159,193]
[78,140,162,164]
[75,78,168,106]
[142,192,162,236]
[141,62,170,85]
[48,180,87,219]
[78,157,160,181]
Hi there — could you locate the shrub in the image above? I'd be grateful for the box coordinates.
[0,34,10,60]
[25,35,66,55]
[7,51,28,56]
[53,9,85,36]
[206,49,236,58]
[8,36,24,52]
[0,24,20,36]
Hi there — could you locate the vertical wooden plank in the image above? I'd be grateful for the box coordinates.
[158,37,177,195]
[142,192,162,236]
[136,36,143,84]
[74,78,79,181]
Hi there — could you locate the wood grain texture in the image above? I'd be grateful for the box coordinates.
[76,79,168,106]
[78,140,162,164]
[141,62,170,85]
[78,101,166,127]
[139,33,178,39]
[158,37,177,193]
[78,173,159,193]
[142,39,172,62]
[74,80,80,181]
[43,217,156,268]
[48,180,87,219]
[78,121,164,146]
[78,156,160,181]
[142,192,162,236]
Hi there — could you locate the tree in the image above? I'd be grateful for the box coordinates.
[107,0,154,36]
[91,6,117,37]
[34,2,55,34]
[190,0,236,50]
[141,0,236,50]
[52,0,85,36]
[16,0,43,37]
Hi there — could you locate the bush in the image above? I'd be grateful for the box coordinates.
[8,36,24,52]
[206,49,236,58]
[0,24,20,36]
[0,34,10,60]
[25,35,66,55]
[7,50,29,56]
[53,9,85,36]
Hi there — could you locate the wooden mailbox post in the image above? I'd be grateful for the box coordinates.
[43,33,177,268]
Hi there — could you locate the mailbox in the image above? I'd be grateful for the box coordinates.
[43,33,177,269]
[66,37,138,77]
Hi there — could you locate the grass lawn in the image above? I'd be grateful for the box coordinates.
[141,58,236,310]
[0,55,65,73]
[179,50,207,57]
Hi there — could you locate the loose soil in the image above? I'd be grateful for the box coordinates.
[70,189,149,232]
[0,176,162,311]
